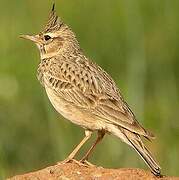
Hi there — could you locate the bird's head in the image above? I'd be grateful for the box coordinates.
[20,4,79,59]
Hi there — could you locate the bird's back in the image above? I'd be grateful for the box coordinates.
[37,53,154,139]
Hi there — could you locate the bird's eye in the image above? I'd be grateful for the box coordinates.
[44,35,51,41]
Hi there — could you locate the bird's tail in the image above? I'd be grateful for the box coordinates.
[125,132,161,176]
[107,124,161,176]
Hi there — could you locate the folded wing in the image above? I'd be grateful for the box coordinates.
[43,56,154,138]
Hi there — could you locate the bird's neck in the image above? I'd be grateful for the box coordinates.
[40,51,58,59]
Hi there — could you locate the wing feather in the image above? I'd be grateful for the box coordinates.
[43,57,152,137]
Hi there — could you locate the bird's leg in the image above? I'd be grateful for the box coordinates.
[60,130,92,164]
[80,130,105,164]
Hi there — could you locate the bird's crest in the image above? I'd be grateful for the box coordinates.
[42,3,64,33]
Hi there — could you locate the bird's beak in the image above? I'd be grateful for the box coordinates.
[20,34,42,44]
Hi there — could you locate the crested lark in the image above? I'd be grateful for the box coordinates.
[21,4,161,176]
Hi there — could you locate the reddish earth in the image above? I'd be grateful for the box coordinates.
[7,160,179,180]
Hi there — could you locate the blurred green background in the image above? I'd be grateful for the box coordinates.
[0,0,179,179]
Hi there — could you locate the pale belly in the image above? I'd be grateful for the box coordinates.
[45,85,106,131]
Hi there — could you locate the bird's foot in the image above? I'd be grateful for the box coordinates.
[51,159,80,174]
[56,156,96,168]
[57,158,79,165]
[57,158,90,167]
[79,159,96,167]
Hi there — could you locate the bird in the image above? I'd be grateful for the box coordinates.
[20,4,161,176]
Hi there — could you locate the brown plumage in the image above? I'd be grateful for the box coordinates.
[20,4,161,176]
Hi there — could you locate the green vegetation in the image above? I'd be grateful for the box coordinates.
[0,0,179,178]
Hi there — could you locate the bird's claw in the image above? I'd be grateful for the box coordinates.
[57,157,96,168]
[57,158,79,165]
[79,159,96,167]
